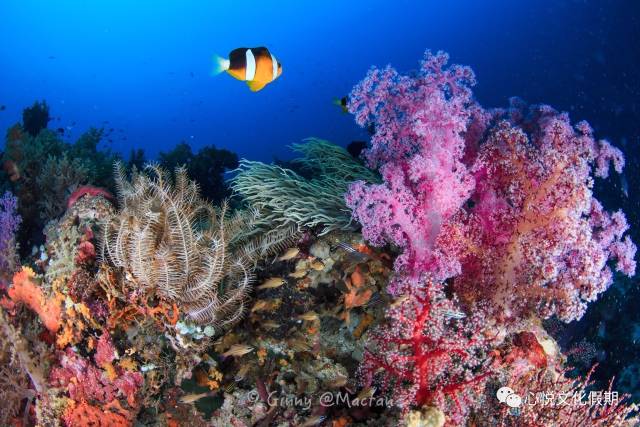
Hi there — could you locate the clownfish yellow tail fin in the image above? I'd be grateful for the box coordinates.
[212,54,230,76]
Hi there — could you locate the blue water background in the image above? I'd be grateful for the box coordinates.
[0,0,637,166]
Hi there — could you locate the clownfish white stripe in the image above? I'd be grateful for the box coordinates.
[245,49,256,81]
[271,54,278,81]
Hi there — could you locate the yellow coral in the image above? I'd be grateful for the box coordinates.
[119,358,138,372]
[405,406,446,427]
[206,367,224,390]
[103,363,117,381]
[257,347,267,365]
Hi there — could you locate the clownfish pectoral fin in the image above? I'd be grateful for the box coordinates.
[246,80,268,92]
[211,54,230,76]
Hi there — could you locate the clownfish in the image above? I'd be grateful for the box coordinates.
[212,47,282,92]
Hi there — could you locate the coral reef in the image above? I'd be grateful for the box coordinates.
[360,279,490,424]
[0,51,637,427]
[345,49,637,425]
[232,138,379,235]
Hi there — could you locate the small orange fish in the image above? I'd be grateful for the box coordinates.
[222,344,254,357]
[278,247,300,261]
[261,320,281,329]
[179,391,216,404]
[257,277,285,290]
[297,311,319,322]
[289,269,307,279]
[213,47,282,92]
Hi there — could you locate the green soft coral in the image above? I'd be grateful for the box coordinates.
[231,138,379,235]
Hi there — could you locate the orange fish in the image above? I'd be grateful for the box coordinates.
[213,47,282,92]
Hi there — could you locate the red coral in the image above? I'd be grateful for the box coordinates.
[63,400,132,427]
[67,185,115,209]
[509,332,548,370]
[496,365,638,426]
[74,226,97,266]
[359,278,490,424]
[49,348,143,408]
[94,331,116,367]
[75,241,96,265]
[492,331,549,381]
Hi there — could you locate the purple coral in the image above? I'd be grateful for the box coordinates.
[0,191,21,277]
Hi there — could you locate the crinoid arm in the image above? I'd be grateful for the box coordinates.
[99,162,292,330]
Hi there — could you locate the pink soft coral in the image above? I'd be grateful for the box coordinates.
[455,105,636,322]
[346,51,484,283]
[346,50,636,323]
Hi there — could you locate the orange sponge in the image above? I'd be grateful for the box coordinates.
[7,267,63,333]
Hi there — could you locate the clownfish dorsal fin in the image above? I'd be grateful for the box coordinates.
[247,80,268,92]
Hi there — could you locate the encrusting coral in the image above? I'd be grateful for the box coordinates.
[100,162,296,329]
[231,137,379,235]
[5,267,64,333]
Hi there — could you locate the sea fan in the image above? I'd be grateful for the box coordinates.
[100,163,296,329]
